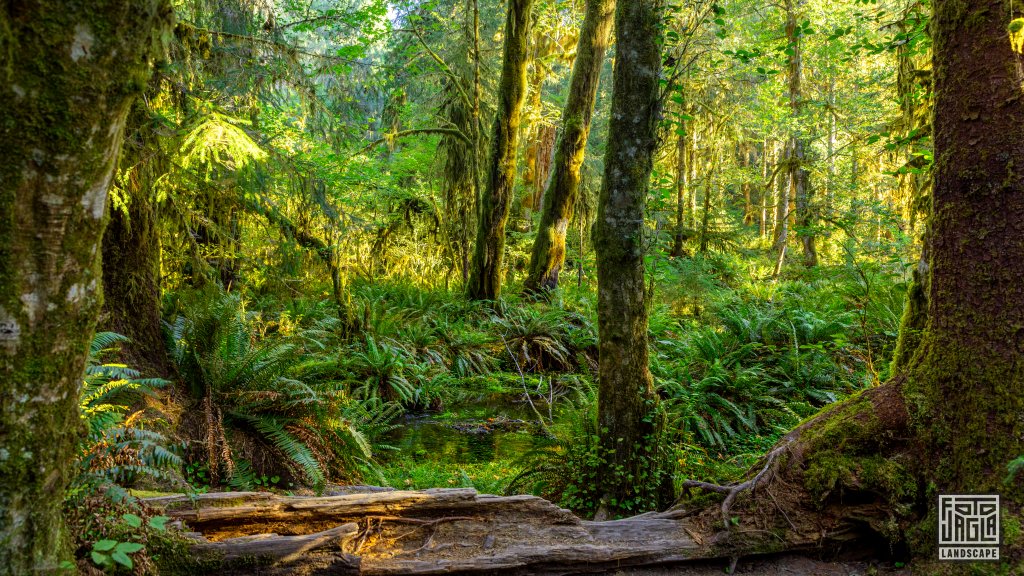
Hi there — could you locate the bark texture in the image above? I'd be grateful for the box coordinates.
[903,0,1024,505]
[0,2,171,573]
[784,0,817,269]
[144,488,895,574]
[592,0,664,516]
[670,123,691,257]
[523,0,615,294]
[101,103,170,376]
[466,0,534,300]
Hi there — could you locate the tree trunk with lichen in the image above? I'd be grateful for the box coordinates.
[524,0,614,294]
[670,120,690,257]
[784,0,817,269]
[466,0,533,300]
[592,0,666,518]
[101,102,171,377]
[0,2,171,573]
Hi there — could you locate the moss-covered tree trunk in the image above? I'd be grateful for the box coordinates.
[903,0,1024,504]
[0,2,170,572]
[523,0,614,294]
[670,119,690,257]
[593,0,663,518]
[784,0,817,268]
[101,102,171,376]
[466,0,533,300]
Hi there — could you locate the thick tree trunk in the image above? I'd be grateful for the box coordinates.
[904,0,1024,504]
[101,103,171,376]
[0,2,171,573]
[592,0,664,518]
[466,0,534,300]
[524,0,614,294]
[438,72,475,285]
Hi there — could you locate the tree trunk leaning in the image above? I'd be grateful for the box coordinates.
[524,0,615,294]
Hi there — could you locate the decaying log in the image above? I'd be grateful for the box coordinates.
[144,487,864,575]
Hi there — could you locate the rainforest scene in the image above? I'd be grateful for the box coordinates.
[1,0,1023,574]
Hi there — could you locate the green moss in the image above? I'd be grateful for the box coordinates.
[1002,508,1021,547]
[804,452,916,506]
[798,388,880,454]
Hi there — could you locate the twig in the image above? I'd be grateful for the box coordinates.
[499,333,553,437]
[766,485,798,532]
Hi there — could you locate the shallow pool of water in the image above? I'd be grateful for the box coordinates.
[383,393,556,464]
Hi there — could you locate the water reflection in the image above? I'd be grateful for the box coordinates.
[383,394,555,465]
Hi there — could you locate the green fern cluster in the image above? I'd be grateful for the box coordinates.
[71,332,182,503]
[652,289,872,451]
[168,289,399,490]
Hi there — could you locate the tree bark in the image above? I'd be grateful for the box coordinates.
[903,0,1024,503]
[523,0,614,294]
[593,0,664,517]
[466,0,534,300]
[784,0,817,269]
[670,122,690,257]
[0,2,171,572]
[100,103,171,377]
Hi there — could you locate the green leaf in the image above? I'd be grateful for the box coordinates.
[149,515,169,531]
[122,513,143,528]
[93,540,118,552]
[115,542,145,554]
[90,551,109,566]
[111,550,134,569]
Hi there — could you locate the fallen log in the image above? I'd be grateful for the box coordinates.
[144,487,855,575]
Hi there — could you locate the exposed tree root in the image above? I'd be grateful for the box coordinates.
[680,440,793,531]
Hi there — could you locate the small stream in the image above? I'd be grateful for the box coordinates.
[383,393,559,464]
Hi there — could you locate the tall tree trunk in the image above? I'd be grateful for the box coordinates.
[520,39,547,222]
[438,65,475,285]
[101,103,171,377]
[741,143,754,226]
[784,0,817,268]
[698,149,715,254]
[593,0,664,518]
[466,0,534,300]
[670,120,689,257]
[772,142,789,255]
[903,0,1024,502]
[0,2,171,572]
[523,0,614,294]
[759,139,769,237]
